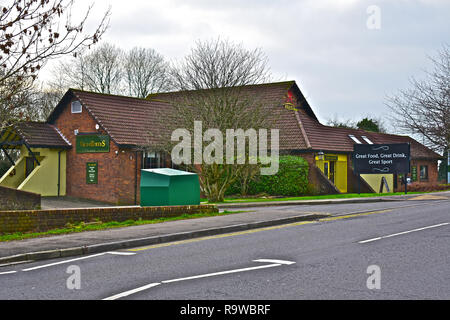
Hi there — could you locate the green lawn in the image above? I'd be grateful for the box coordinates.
[201,190,448,204]
[0,210,249,242]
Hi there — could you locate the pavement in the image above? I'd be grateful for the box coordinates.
[1,191,449,266]
[41,196,116,209]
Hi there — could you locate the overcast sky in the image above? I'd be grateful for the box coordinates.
[44,0,450,130]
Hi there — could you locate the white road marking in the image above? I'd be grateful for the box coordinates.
[161,263,282,284]
[105,251,136,256]
[103,283,161,300]
[102,259,296,300]
[252,259,296,265]
[358,222,449,244]
[21,251,135,272]
[0,271,17,275]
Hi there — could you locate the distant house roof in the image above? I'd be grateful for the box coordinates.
[0,122,71,149]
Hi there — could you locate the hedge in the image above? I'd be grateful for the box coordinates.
[227,155,309,196]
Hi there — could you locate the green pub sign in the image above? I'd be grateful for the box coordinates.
[411,166,418,181]
[76,135,110,153]
[324,155,338,161]
[86,162,98,184]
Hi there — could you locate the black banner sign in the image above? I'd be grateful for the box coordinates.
[353,143,410,174]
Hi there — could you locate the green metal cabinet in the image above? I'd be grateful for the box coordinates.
[140,168,200,206]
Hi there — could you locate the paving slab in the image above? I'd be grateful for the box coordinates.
[41,196,116,209]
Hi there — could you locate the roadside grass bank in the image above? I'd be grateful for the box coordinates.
[202,189,450,204]
[0,210,249,242]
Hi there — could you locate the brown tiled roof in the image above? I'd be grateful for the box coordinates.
[69,90,173,147]
[295,109,442,159]
[367,131,443,160]
[148,81,312,150]
[46,82,441,161]
[12,122,71,148]
[48,82,312,150]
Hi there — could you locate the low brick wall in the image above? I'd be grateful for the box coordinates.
[0,204,218,234]
[0,186,41,211]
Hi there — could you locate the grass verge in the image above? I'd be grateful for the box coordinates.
[0,210,249,242]
[202,190,449,204]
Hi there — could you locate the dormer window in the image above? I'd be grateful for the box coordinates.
[361,136,373,144]
[349,134,362,144]
[71,100,82,113]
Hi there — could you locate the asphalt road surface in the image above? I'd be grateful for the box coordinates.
[0,198,449,300]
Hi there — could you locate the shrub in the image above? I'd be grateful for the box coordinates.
[227,156,309,196]
[407,182,450,192]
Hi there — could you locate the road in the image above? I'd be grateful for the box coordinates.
[0,198,449,300]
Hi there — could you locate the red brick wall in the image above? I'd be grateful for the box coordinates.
[53,98,141,205]
[393,159,438,192]
[115,149,142,205]
[411,160,438,184]
[0,204,218,234]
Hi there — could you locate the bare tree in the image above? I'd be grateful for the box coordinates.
[386,45,450,154]
[161,38,275,202]
[82,42,124,94]
[52,42,124,95]
[0,0,110,130]
[124,47,170,98]
[31,82,64,120]
[170,38,271,91]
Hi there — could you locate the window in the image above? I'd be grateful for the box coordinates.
[348,135,362,144]
[143,152,165,169]
[361,136,373,144]
[420,165,428,180]
[71,100,82,113]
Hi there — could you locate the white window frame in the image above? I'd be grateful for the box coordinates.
[361,136,374,144]
[71,100,82,114]
[348,134,362,144]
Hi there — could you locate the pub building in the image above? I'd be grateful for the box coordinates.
[0,81,442,205]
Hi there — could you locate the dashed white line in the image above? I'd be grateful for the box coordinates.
[103,283,161,300]
[359,222,449,244]
[0,271,17,275]
[22,251,135,272]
